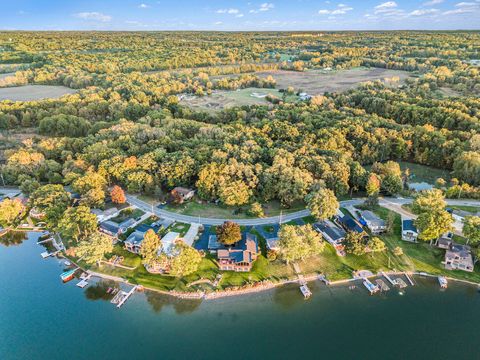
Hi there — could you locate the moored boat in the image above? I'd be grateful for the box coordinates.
[60,269,77,282]
[438,276,448,289]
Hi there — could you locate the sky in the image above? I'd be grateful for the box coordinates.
[1,0,480,31]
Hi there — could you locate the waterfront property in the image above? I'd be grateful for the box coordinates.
[125,227,149,254]
[160,232,181,256]
[436,232,454,249]
[100,217,136,237]
[337,214,365,235]
[313,220,346,256]
[217,233,259,272]
[91,207,119,223]
[360,210,386,234]
[443,243,474,272]
[208,234,222,253]
[401,218,418,242]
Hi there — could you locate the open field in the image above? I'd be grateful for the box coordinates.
[179,87,294,111]
[0,85,77,101]
[255,67,412,94]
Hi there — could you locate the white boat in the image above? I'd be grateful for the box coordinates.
[438,276,448,289]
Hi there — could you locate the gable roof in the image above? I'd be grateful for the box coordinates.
[402,219,417,233]
[339,214,364,233]
[314,221,346,241]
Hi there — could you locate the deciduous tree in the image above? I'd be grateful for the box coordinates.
[217,221,241,245]
[75,232,113,264]
[305,188,339,221]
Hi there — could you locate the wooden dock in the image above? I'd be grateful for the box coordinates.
[382,272,396,286]
[41,250,59,259]
[293,263,312,299]
[363,278,380,294]
[111,285,138,309]
[404,273,415,286]
[395,278,408,289]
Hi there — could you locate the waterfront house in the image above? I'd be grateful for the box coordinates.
[217,233,258,272]
[99,217,136,237]
[171,187,195,203]
[360,210,387,234]
[29,207,46,220]
[160,232,181,256]
[401,218,418,242]
[436,232,453,249]
[314,221,346,246]
[338,214,365,234]
[443,243,474,272]
[314,220,346,256]
[125,229,147,254]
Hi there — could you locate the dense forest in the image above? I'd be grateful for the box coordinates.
[1,31,479,207]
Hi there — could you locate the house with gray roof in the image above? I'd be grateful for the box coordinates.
[401,218,418,242]
[360,210,386,234]
[443,243,474,272]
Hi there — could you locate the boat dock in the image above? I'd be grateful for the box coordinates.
[293,263,312,299]
[382,272,396,286]
[111,285,138,308]
[76,274,92,288]
[318,274,331,285]
[37,237,54,245]
[404,273,415,286]
[41,250,59,259]
[375,279,390,292]
[363,278,380,294]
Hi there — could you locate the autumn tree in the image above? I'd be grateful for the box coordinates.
[110,185,126,204]
[369,237,386,252]
[305,188,339,221]
[0,198,25,226]
[75,232,113,264]
[344,231,368,256]
[277,224,324,264]
[57,206,98,243]
[463,216,480,245]
[30,184,70,226]
[139,229,161,267]
[248,202,265,218]
[365,173,381,206]
[169,243,202,277]
[217,221,241,246]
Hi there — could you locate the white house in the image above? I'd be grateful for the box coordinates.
[401,218,418,242]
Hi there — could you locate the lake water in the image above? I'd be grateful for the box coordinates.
[1,233,480,360]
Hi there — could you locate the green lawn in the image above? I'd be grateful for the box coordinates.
[164,199,307,219]
[447,205,480,213]
[105,244,142,268]
[110,208,145,224]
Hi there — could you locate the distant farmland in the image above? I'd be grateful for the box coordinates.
[0,85,77,101]
[254,67,412,95]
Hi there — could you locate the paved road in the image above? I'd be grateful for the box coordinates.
[127,194,480,231]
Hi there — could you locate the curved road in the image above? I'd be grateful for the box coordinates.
[127,194,480,228]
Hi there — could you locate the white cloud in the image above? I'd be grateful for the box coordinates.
[442,1,479,14]
[216,8,240,14]
[250,3,275,13]
[214,21,223,25]
[74,12,112,22]
[139,3,150,8]
[375,1,398,10]
[318,3,353,15]
[423,0,444,5]
[409,8,439,16]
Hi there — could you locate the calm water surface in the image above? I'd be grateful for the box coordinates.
[1,233,479,360]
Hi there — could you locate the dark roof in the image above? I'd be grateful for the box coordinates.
[119,218,136,230]
[136,224,157,233]
[339,214,364,233]
[314,222,346,241]
[100,220,119,234]
[402,219,417,232]
[125,230,145,246]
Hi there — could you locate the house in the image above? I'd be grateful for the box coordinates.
[99,218,136,236]
[443,243,474,272]
[436,232,453,249]
[159,232,181,256]
[125,229,147,254]
[360,210,387,234]
[338,214,365,234]
[171,187,195,203]
[314,221,346,246]
[217,233,258,272]
[401,218,418,242]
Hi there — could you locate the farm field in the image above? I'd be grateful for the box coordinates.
[255,67,413,94]
[0,85,77,101]
[180,87,291,111]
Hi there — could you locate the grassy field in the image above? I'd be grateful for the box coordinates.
[254,67,412,95]
[180,87,297,111]
[164,199,306,219]
[0,85,77,101]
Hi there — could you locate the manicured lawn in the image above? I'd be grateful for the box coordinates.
[219,256,271,288]
[105,244,142,268]
[110,208,145,223]
[167,222,191,237]
[447,205,480,213]
[165,199,307,219]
